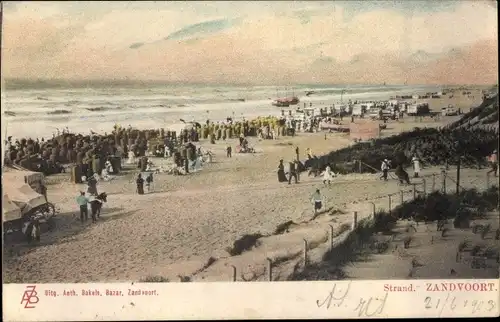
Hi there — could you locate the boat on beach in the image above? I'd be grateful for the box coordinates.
[272,87,300,107]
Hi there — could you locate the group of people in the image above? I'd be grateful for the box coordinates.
[379,155,419,185]
[277,146,339,186]
[136,172,154,195]
[76,190,106,224]
[277,159,300,184]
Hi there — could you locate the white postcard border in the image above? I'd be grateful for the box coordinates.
[3,279,499,320]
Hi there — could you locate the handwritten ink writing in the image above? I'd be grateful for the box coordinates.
[424,294,497,316]
[316,282,387,317]
[353,292,388,317]
[316,282,351,309]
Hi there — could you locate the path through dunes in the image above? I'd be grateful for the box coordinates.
[3,158,489,283]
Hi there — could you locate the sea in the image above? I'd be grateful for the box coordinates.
[1,83,443,140]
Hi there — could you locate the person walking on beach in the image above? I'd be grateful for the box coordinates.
[226,144,232,158]
[311,189,324,215]
[380,159,391,181]
[146,173,154,193]
[136,173,145,195]
[411,155,421,178]
[288,161,299,184]
[487,150,498,177]
[322,165,334,186]
[87,174,98,195]
[76,191,89,223]
[277,159,287,182]
[306,148,313,160]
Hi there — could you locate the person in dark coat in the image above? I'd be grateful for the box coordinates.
[87,174,98,195]
[288,161,298,184]
[277,159,287,182]
[146,173,154,193]
[136,173,145,195]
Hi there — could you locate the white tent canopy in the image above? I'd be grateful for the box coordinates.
[3,170,47,216]
[2,194,22,222]
[3,168,45,186]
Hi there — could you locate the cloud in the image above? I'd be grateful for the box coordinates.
[1,1,497,84]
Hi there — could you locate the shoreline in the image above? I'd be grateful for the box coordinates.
[3,85,485,140]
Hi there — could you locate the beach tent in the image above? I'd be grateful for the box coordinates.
[3,168,45,188]
[2,194,22,222]
[3,178,47,216]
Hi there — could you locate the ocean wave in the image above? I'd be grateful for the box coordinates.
[85,107,109,112]
[65,100,80,106]
[47,109,72,115]
[84,105,126,112]
[151,104,172,108]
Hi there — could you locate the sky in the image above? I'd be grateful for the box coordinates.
[1,1,498,85]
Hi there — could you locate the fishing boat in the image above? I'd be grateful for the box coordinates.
[272,87,300,107]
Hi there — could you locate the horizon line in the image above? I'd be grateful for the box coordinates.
[2,78,497,89]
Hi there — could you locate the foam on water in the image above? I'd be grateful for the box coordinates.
[2,84,441,139]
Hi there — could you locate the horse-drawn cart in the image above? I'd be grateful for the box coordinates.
[3,170,56,241]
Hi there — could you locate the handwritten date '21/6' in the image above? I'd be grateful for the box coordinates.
[424,295,497,316]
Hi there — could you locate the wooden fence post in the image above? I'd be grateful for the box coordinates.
[352,211,358,230]
[412,183,417,199]
[422,179,427,196]
[231,265,237,282]
[267,258,273,281]
[400,190,404,204]
[388,195,392,214]
[328,224,335,250]
[432,174,436,191]
[303,239,308,267]
[441,169,446,194]
[369,202,376,216]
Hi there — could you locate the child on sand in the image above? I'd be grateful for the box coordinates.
[322,166,334,186]
[311,189,324,215]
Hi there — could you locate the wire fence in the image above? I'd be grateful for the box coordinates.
[187,167,497,282]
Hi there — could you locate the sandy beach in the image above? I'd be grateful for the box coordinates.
[3,89,487,283]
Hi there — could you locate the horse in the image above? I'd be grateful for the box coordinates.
[395,166,411,185]
[89,192,108,222]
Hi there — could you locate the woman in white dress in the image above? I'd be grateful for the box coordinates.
[127,151,136,165]
[322,166,334,186]
[101,168,110,181]
[411,155,421,178]
[146,159,153,172]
